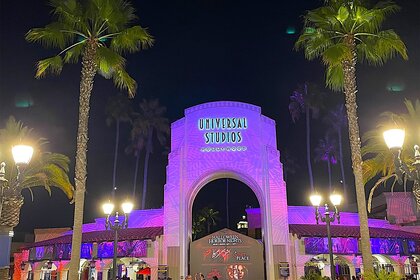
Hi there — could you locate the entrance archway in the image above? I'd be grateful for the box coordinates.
[192,178,261,240]
[163,101,291,279]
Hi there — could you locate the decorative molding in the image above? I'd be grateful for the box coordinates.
[185,101,261,115]
[171,118,185,129]
[261,115,276,126]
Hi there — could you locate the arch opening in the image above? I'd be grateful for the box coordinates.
[191,177,261,241]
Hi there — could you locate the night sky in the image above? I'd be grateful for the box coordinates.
[0,0,419,234]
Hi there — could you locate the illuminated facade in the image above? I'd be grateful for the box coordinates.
[13,101,420,280]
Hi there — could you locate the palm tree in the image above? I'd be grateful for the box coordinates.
[105,93,132,197]
[126,121,146,199]
[295,0,408,271]
[289,83,324,191]
[199,207,220,234]
[362,99,420,211]
[324,104,348,198]
[192,212,206,240]
[129,99,169,209]
[315,134,338,192]
[0,117,73,278]
[26,1,153,277]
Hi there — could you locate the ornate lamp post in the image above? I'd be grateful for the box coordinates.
[310,192,342,280]
[102,200,133,280]
[0,145,33,276]
[383,129,420,205]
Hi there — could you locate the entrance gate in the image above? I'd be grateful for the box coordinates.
[163,101,291,279]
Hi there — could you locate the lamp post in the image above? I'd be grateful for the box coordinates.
[383,129,420,206]
[310,192,342,280]
[0,145,34,217]
[0,145,33,276]
[102,200,133,280]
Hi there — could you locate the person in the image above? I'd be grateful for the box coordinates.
[186,276,192,280]
[200,274,205,280]
[212,277,219,280]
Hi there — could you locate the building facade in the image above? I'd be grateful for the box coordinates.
[13,102,420,280]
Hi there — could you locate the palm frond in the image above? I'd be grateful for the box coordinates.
[357,30,408,65]
[97,46,126,78]
[49,0,86,31]
[88,0,136,33]
[322,43,352,66]
[367,174,396,212]
[110,26,154,53]
[35,56,63,78]
[63,42,84,63]
[325,64,344,91]
[112,68,137,98]
[296,29,336,61]
[25,22,73,49]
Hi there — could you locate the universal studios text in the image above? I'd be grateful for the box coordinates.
[198,117,248,145]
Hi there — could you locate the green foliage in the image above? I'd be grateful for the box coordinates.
[192,207,220,240]
[0,117,74,200]
[300,271,323,280]
[295,0,408,91]
[26,0,154,97]
[362,99,420,211]
[364,270,400,280]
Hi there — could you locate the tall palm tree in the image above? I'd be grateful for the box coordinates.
[295,0,408,271]
[0,117,73,278]
[26,1,153,277]
[362,99,420,211]
[315,134,338,192]
[105,93,132,197]
[324,104,348,198]
[130,99,169,209]
[289,83,324,191]
[126,121,146,199]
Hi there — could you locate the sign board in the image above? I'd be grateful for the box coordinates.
[190,228,264,279]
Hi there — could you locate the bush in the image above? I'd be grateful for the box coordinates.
[301,271,324,280]
[364,270,400,280]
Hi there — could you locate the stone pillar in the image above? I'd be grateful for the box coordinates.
[102,269,109,280]
[33,269,41,280]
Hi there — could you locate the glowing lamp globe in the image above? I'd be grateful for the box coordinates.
[383,129,405,150]
[310,194,322,207]
[12,145,34,165]
[102,202,114,215]
[122,201,134,214]
[330,193,342,206]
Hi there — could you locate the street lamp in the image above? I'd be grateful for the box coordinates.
[383,128,420,206]
[0,144,34,217]
[310,192,342,280]
[102,200,133,280]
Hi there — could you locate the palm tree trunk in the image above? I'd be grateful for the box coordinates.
[141,128,153,209]
[305,98,314,191]
[133,152,141,198]
[327,160,332,192]
[338,129,347,199]
[342,38,373,273]
[112,120,120,199]
[69,42,97,280]
[0,196,24,278]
